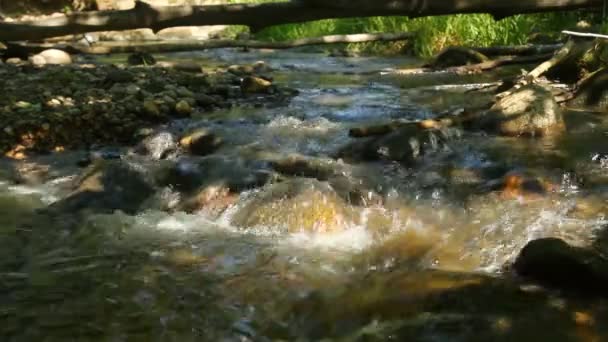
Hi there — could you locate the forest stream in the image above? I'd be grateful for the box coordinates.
[2,49,608,341]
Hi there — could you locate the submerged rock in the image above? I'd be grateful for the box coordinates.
[233,178,352,233]
[430,47,489,68]
[513,237,608,295]
[474,84,564,136]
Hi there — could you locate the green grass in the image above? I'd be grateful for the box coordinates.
[225,0,587,57]
[255,13,583,57]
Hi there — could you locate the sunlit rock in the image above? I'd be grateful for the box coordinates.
[241,76,273,94]
[233,178,353,233]
[34,49,72,65]
[179,128,222,156]
[28,54,47,67]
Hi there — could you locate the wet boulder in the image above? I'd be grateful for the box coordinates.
[241,76,273,94]
[233,178,353,233]
[47,160,155,215]
[338,124,453,164]
[475,84,564,136]
[513,237,608,295]
[268,154,341,181]
[177,183,238,215]
[179,128,223,156]
[569,68,608,111]
[430,47,489,68]
[159,156,273,194]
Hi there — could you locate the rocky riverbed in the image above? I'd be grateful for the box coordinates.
[0,52,295,158]
[2,49,608,341]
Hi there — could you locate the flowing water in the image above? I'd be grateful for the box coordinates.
[2,50,608,341]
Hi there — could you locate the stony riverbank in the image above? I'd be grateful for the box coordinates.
[0,55,295,158]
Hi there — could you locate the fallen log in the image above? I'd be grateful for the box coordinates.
[5,32,415,55]
[472,44,562,56]
[0,0,603,42]
[525,40,577,80]
[387,53,553,76]
[561,30,608,39]
[446,53,554,74]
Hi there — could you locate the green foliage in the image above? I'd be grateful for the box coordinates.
[226,0,587,56]
[255,13,582,57]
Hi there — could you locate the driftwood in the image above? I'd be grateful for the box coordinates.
[5,32,415,55]
[0,0,604,42]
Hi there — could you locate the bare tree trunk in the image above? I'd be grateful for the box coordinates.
[0,0,603,42]
[6,32,414,54]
